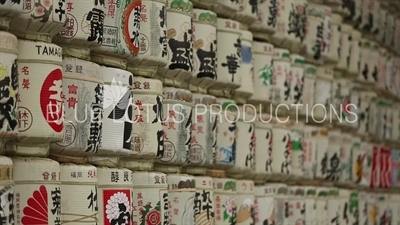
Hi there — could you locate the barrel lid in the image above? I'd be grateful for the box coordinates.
[192,93,217,106]
[253,42,274,54]
[0,31,18,54]
[168,0,193,14]
[133,76,163,95]
[273,48,291,60]
[236,180,254,194]
[0,156,12,182]
[97,167,132,186]
[216,98,237,111]
[254,185,274,196]
[18,40,63,63]
[60,164,97,183]
[102,66,133,86]
[217,18,241,33]
[193,9,217,25]
[289,186,305,197]
[291,54,305,66]
[341,24,353,33]
[351,30,362,39]
[331,13,343,24]
[194,176,213,189]
[316,187,328,198]
[304,186,316,197]
[167,174,196,189]
[304,64,317,77]
[241,30,253,42]
[163,87,193,102]
[213,178,236,192]
[63,57,102,83]
[12,157,60,182]
[327,188,339,197]
[132,171,167,186]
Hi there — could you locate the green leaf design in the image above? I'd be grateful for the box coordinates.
[155,201,161,211]
[305,66,317,75]
[223,209,229,221]
[312,46,317,52]
[198,12,217,24]
[258,65,273,86]
[224,181,236,191]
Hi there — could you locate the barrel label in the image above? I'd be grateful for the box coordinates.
[0,59,18,135]
[103,189,131,225]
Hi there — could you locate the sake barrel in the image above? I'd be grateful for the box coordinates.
[384,101,394,141]
[373,99,388,141]
[368,42,380,84]
[325,130,342,182]
[233,0,257,25]
[336,24,353,73]
[356,91,377,137]
[326,14,343,65]
[314,127,329,180]
[270,118,292,180]
[384,11,395,48]
[10,0,66,43]
[235,180,254,225]
[0,0,23,30]
[155,87,192,172]
[313,66,333,122]
[302,125,318,180]
[331,73,353,125]
[392,103,400,141]
[271,0,306,52]
[348,190,359,225]
[97,167,133,225]
[290,122,304,180]
[90,0,145,69]
[287,186,305,225]
[302,4,331,64]
[60,164,98,224]
[0,156,13,225]
[213,98,237,170]
[213,178,237,225]
[304,186,316,225]
[386,55,396,96]
[190,9,217,91]
[377,48,388,90]
[167,174,196,224]
[193,176,214,225]
[299,64,316,117]
[338,189,350,225]
[157,0,193,83]
[118,76,163,171]
[0,31,18,150]
[248,0,277,36]
[50,57,103,159]
[253,113,273,181]
[185,94,217,174]
[210,0,240,19]
[357,39,374,84]
[326,188,341,224]
[338,134,354,185]
[353,142,373,187]
[358,191,369,224]
[390,149,400,187]
[249,41,274,104]
[315,187,328,225]
[131,171,169,225]
[348,30,362,77]
[88,67,133,165]
[226,105,255,178]
[370,0,381,35]
[370,144,381,188]
[13,158,60,225]
[272,183,289,225]
[6,40,63,157]
[232,30,253,104]
[358,0,372,32]
[209,18,242,96]
[254,185,275,225]
[375,7,387,44]
[290,54,305,107]
[379,146,392,189]
[366,193,379,224]
[271,48,291,106]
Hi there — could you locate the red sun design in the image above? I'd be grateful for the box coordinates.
[21,185,48,225]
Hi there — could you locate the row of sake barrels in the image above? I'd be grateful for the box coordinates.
[254,183,400,225]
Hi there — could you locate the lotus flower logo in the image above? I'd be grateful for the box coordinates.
[103,78,132,120]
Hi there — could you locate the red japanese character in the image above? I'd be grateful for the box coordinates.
[21,66,29,75]
[197,126,204,134]
[143,81,150,89]
[67,97,77,109]
[22,79,30,89]
[134,100,144,111]
[169,110,176,119]
[68,84,78,95]
[141,14,147,22]
[66,2,73,11]
[197,115,203,123]
[133,81,141,89]
[134,114,144,123]
[191,123,196,131]
[191,136,198,144]
[174,209,179,215]
[168,122,175,130]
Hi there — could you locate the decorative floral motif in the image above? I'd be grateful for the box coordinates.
[146,208,161,225]
[223,196,236,224]
[105,192,131,223]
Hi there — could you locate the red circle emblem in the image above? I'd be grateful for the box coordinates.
[146,209,161,225]
[40,68,64,133]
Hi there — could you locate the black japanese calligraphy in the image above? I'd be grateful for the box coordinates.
[86,8,105,44]
[94,0,104,6]
[222,54,240,82]
[234,37,242,59]
[86,84,103,153]
[268,0,277,27]
[281,134,291,174]
[87,187,98,212]
[287,3,306,42]
[194,190,214,221]
[55,0,65,21]
[228,121,237,163]
[343,202,349,225]
[321,152,328,176]
[196,39,217,79]
[249,0,257,14]
[331,212,340,225]
[51,187,61,225]
[326,153,340,181]
[130,5,141,48]
[313,23,324,60]
[0,0,20,4]
[266,131,273,172]
[283,78,291,101]
[156,130,164,157]
[246,124,255,169]
[0,59,18,132]
[152,96,163,124]
[168,27,193,71]
[159,6,167,57]
[31,0,53,22]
